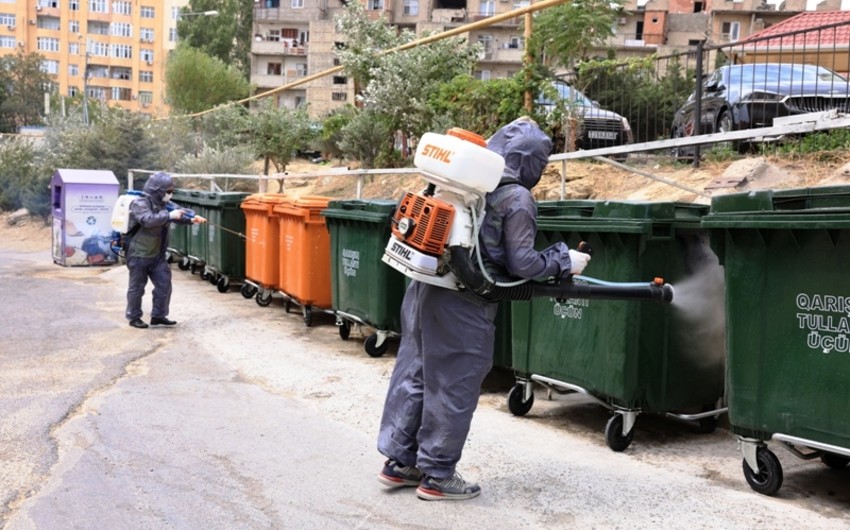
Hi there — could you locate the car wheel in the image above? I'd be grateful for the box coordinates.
[714,110,737,152]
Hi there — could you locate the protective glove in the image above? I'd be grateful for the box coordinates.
[168,209,184,220]
[568,249,591,275]
[192,215,207,224]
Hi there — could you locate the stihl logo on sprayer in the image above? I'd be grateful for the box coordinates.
[420,144,453,163]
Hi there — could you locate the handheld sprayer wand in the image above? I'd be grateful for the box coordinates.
[165,203,246,240]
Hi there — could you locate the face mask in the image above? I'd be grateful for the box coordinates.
[163,192,173,203]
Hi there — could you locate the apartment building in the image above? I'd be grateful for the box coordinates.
[0,0,189,117]
[252,0,841,119]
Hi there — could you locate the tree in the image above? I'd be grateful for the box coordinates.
[249,100,316,173]
[178,0,252,78]
[165,45,251,114]
[429,75,528,138]
[527,0,624,73]
[0,51,55,133]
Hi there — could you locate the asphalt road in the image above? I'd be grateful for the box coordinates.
[1,246,849,529]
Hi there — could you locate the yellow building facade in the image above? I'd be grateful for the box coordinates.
[0,0,188,117]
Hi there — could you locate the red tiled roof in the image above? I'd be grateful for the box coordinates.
[743,11,850,48]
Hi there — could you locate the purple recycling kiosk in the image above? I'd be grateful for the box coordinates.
[51,169,119,266]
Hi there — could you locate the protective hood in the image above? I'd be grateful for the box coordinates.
[486,117,552,190]
[143,171,174,205]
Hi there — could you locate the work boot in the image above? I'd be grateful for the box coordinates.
[150,317,177,326]
[377,459,423,488]
[129,319,149,329]
[416,473,481,501]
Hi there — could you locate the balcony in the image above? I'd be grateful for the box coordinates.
[252,39,308,56]
[254,7,316,23]
[253,71,308,89]
[607,32,664,48]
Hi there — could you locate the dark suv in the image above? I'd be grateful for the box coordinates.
[537,81,634,153]
[671,63,850,153]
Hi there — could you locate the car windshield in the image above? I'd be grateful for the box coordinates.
[726,64,848,85]
[538,82,596,107]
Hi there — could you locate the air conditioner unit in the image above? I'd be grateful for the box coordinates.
[618,17,627,25]
[142,102,150,108]
[35,5,42,11]
[29,19,36,25]
[18,42,24,47]
[146,60,153,65]
[7,24,15,30]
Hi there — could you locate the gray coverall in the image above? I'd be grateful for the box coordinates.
[378,118,577,480]
[124,172,193,322]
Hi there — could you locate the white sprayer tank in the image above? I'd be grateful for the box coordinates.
[413,128,505,193]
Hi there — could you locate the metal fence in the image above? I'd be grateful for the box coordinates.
[563,18,850,165]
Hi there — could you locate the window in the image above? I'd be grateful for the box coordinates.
[68,64,79,76]
[112,1,131,15]
[333,76,347,84]
[112,67,131,80]
[332,92,347,101]
[139,91,153,105]
[111,43,132,58]
[282,28,298,40]
[89,0,107,13]
[140,6,154,18]
[267,62,281,75]
[69,0,78,10]
[171,6,179,19]
[88,41,109,56]
[0,36,15,48]
[139,70,153,82]
[69,86,79,97]
[37,37,60,52]
[111,22,131,37]
[169,27,177,42]
[140,28,154,42]
[480,0,495,16]
[88,65,108,78]
[41,59,60,74]
[477,34,493,54]
[37,16,61,30]
[111,87,132,101]
[140,49,154,63]
[69,20,79,33]
[0,13,15,26]
[474,70,491,81]
[266,29,281,41]
[295,63,307,76]
[87,86,107,102]
[88,21,109,35]
[368,0,383,10]
[694,2,703,12]
[403,0,418,15]
[291,0,304,7]
[721,21,740,42]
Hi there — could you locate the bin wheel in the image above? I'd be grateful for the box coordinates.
[742,446,783,496]
[240,284,256,299]
[256,290,273,307]
[216,276,230,294]
[284,299,292,313]
[338,320,351,340]
[507,384,534,417]
[200,269,212,281]
[303,306,313,327]
[190,262,199,275]
[605,414,635,452]
[364,333,388,357]
[207,271,219,285]
[166,251,174,264]
[821,452,850,470]
[178,257,191,271]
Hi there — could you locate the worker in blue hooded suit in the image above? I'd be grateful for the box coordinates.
[377,117,592,500]
[125,171,205,329]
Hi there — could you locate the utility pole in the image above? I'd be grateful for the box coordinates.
[523,0,534,112]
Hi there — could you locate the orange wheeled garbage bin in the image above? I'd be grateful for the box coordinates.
[239,193,290,307]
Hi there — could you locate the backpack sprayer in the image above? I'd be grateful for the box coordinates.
[109,190,245,257]
[381,128,674,304]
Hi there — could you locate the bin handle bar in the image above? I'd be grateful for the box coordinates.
[772,433,850,459]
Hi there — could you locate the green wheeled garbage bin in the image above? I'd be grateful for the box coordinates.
[198,191,249,293]
[508,200,726,452]
[703,185,850,496]
[322,199,406,357]
[171,189,208,276]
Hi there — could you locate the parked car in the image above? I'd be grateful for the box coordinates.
[537,81,633,155]
[670,63,850,156]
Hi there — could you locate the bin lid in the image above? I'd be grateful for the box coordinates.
[322,199,397,222]
[272,195,331,214]
[703,185,850,229]
[537,200,707,235]
[172,190,249,208]
[241,193,291,211]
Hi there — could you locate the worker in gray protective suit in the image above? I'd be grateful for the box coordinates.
[377,117,591,500]
[125,172,205,329]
